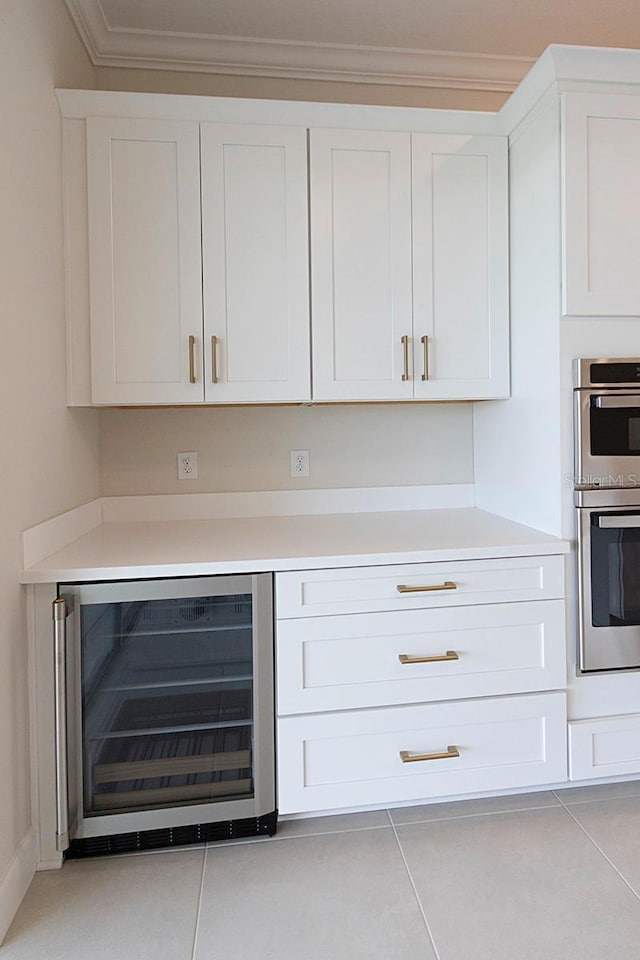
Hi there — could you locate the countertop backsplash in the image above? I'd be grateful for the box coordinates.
[98,402,474,497]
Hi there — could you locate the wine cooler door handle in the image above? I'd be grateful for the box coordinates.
[53,597,70,852]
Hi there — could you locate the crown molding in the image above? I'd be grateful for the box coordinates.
[65,0,533,91]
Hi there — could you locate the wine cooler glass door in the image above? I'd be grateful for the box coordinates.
[63,575,273,839]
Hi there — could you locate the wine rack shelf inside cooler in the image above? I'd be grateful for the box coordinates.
[81,592,256,816]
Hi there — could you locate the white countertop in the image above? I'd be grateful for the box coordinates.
[20,507,569,584]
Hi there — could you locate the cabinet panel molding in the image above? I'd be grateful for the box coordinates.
[277,692,567,814]
[201,124,310,403]
[563,92,640,316]
[277,599,566,714]
[569,713,640,780]
[412,133,509,399]
[276,555,565,618]
[87,117,204,405]
[310,128,413,401]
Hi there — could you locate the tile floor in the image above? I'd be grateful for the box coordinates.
[5,781,640,959]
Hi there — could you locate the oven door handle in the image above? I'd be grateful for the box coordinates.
[597,515,640,528]
[593,395,640,409]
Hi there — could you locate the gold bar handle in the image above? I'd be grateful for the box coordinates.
[421,335,429,381]
[399,651,459,665]
[188,335,197,384]
[396,581,457,594]
[211,335,218,384]
[401,334,409,381]
[400,746,459,763]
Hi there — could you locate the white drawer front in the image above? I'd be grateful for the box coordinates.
[277,692,567,814]
[277,600,566,714]
[569,713,640,780]
[276,555,565,619]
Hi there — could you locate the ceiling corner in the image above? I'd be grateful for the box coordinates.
[62,0,533,92]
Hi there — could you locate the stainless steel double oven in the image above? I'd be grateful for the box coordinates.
[575,358,640,671]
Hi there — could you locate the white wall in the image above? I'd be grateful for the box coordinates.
[0,0,98,932]
[99,404,474,496]
[474,97,563,536]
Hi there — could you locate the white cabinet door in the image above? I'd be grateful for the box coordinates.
[276,599,566,715]
[276,555,565,618]
[86,118,204,404]
[310,129,413,401]
[277,692,567,814]
[201,125,311,403]
[412,134,509,399]
[569,713,640,780]
[564,93,640,316]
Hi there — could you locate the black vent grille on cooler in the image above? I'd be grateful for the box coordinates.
[65,811,277,859]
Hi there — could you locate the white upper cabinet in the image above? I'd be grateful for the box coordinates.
[87,118,204,405]
[86,118,310,405]
[63,92,510,405]
[310,128,509,402]
[564,92,640,316]
[201,124,310,403]
[412,134,509,399]
[310,129,414,401]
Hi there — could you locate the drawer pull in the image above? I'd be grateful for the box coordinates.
[400,745,460,764]
[399,651,459,665]
[396,581,457,594]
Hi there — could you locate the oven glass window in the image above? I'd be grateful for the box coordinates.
[591,513,640,626]
[590,402,640,456]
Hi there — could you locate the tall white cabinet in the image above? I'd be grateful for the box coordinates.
[472,46,640,779]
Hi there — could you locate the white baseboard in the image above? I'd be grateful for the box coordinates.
[0,828,36,945]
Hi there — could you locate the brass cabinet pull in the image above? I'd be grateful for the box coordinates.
[396,581,457,594]
[400,746,460,763]
[401,334,410,381]
[399,651,459,665]
[188,335,197,384]
[211,335,218,384]
[421,335,429,381]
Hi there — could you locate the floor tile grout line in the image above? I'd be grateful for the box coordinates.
[555,799,640,904]
[189,846,208,960]
[276,801,560,838]
[388,800,561,827]
[389,819,443,960]
[552,789,640,807]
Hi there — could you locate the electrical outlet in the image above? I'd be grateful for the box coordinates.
[177,451,198,480]
[290,449,310,478]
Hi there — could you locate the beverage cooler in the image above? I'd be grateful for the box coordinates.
[53,574,275,857]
